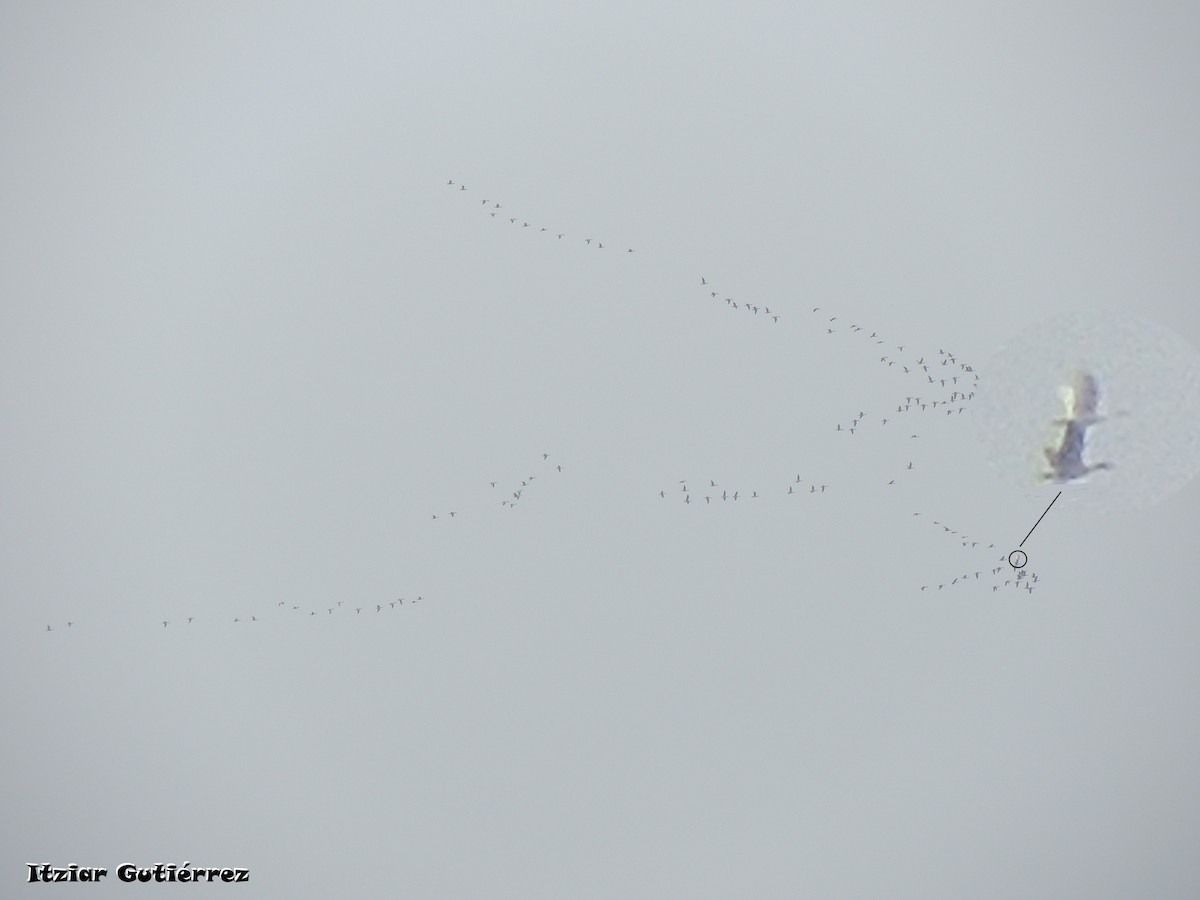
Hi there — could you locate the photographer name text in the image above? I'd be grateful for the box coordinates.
[27,863,248,883]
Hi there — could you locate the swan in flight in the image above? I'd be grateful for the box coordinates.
[1042,370,1113,483]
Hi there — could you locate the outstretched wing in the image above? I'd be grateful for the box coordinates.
[1056,370,1102,423]
[1069,371,1101,420]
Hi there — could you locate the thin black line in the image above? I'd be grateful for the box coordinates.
[1020,491,1062,548]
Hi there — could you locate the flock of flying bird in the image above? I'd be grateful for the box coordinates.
[442,179,1041,594]
[431,452,565,521]
[44,594,429,633]
[39,179,1051,633]
[660,475,831,504]
[44,450,571,633]
[908,511,1041,594]
[446,180,637,253]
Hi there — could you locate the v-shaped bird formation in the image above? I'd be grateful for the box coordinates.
[36,179,1050,634]
[440,180,1039,594]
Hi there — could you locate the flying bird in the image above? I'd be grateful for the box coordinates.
[1042,370,1113,483]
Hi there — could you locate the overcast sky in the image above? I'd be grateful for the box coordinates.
[4,2,1200,898]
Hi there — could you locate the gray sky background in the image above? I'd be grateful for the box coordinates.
[3,2,1200,897]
